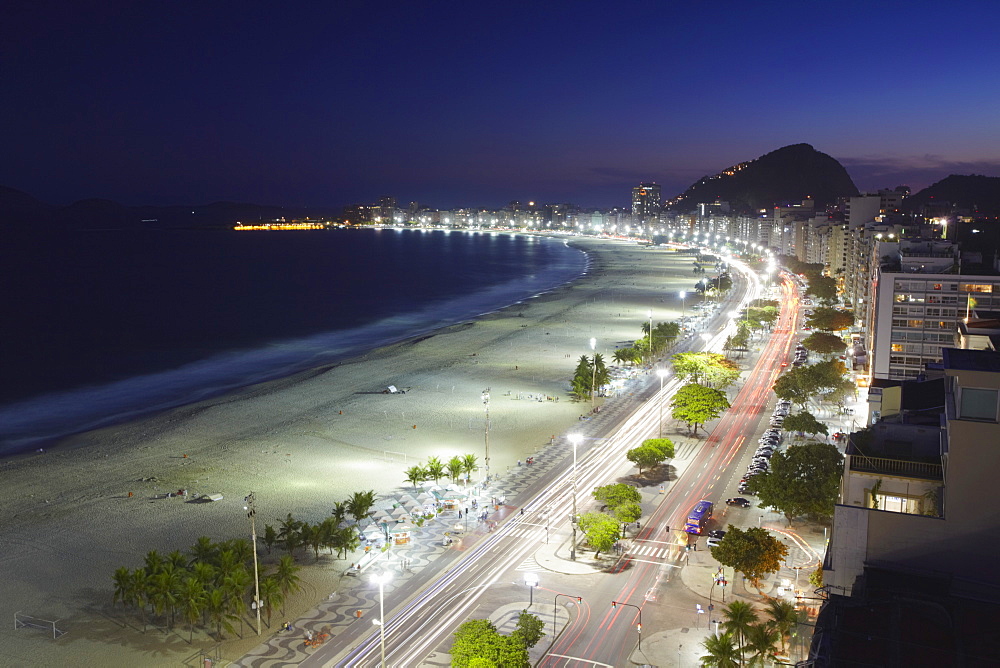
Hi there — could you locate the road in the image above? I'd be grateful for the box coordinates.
[308,261,799,667]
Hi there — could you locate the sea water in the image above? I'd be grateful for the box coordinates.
[0,227,587,453]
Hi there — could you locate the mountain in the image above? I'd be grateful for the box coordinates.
[0,186,339,230]
[904,174,1000,215]
[666,143,859,213]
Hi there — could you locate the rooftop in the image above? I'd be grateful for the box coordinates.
[942,347,1000,373]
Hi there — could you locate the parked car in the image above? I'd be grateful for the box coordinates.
[708,529,727,539]
[707,536,723,548]
[726,497,751,508]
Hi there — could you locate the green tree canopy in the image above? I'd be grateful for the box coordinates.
[626,438,674,473]
[451,619,530,668]
[806,307,854,332]
[710,527,789,589]
[592,483,642,510]
[801,331,847,356]
[613,346,642,366]
[748,441,844,523]
[570,354,611,400]
[671,352,740,388]
[670,383,731,436]
[806,275,839,305]
[781,411,829,438]
[577,512,620,558]
[511,610,546,649]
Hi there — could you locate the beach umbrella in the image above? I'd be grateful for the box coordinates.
[416,492,434,503]
[399,494,417,504]
[390,507,409,519]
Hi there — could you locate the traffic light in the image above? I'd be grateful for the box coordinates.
[611,601,616,608]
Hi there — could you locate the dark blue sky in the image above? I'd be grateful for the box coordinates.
[3,1,1000,209]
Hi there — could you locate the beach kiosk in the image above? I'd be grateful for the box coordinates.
[389,523,414,545]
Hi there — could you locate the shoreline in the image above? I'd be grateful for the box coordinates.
[0,237,704,667]
[0,230,588,458]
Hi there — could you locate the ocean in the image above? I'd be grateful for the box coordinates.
[0,227,587,453]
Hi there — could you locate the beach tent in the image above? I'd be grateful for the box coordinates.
[390,507,409,520]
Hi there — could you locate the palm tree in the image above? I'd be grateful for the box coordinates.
[166,549,188,571]
[262,524,278,554]
[424,457,445,484]
[150,566,182,630]
[446,456,463,483]
[223,538,253,568]
[721,600,759,665]
[763,597,798,655]
[460,453,478,483]
[404,465,426,489]
[222,570,252,636]
[205,588,237,640]
[277,513,304,557]
[188,536,217,566]
[700,631,741,667]
[130,568,150,633]
[190,561,217,588]
[273,555,302,613]
[331,500,349,526]
[744,622,781,667]
[113,566,131,609]
[347,490,377,524]
[257,576,283,628]
[177,576,206,643]
[303,522,326,561]
[216,548,245,583]
[144,549,165,576]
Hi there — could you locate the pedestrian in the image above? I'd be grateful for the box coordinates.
[520,508,525,515]
[458,510,462,518]
[517,459,521,467]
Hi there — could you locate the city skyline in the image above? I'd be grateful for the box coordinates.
[4,2,1000,209]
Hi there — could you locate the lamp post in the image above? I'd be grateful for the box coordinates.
[679,290,686,318]
[524,572,539,608]
[647,309,653,359]
[656,368,668,438]
[611,600,643,651]
[568,433,582,560]
[373,571,392,667]
[243,493,262,636]
[589,337,597,408]
[482,389,490,481]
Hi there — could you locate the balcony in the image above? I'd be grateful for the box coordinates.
[848,455,943,480]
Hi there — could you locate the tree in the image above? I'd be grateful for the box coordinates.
[721,600,759,664]
[626,438,674,473]
[592,483,641,510]
[613,346,641,366]
[404,465,427,489]
[205,587,237,640]
[781,411,829,439]
[577,512,619,558]
[461,453,478,482]
[807,307,854,332]
[511,610,546,649]
[257,576,283,629]
[188,536,217,566]
[425,456,446,484]
[178,576,206,643]
[748,441,844,523]
[130,568,149,632]
[744,622,781,667]
[700,631,741,667]
[571,355,593,400]
[801,331,847,356]
[447,455,464,483]
[451,619,530,668]
[272,555,302,611]
[277,514,304,556]
[347,490,377,524]
[772,368,814,408]
[806,274,838,305]
[711,527,789,590]
[613,502,643,538]
[113,566,131,609]
[763,597,798,654]
[671,383,731,436]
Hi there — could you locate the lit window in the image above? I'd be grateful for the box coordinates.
[959,388,998,421]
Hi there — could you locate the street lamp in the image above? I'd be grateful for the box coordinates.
[611,600,643,651]
[482,389,491,481]
[524,572,539,608]
[679,291,686,318]
[647,309,653,359]
[568,433,582,560]
[373,571,393,667]
[589,337,597,408]
[656,368,668,438]
[243,493,262,636]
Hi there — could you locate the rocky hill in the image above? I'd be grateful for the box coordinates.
[666,143,859,213]
[905,174,1000,216]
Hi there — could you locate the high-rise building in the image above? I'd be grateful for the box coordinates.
[631,183,661,218]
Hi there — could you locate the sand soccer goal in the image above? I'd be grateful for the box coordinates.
[14,611,66,639]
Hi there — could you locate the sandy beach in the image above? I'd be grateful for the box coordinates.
[0,236,706,667]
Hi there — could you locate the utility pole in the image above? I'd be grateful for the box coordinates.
[482,389,490,481]
[244,492,262,636]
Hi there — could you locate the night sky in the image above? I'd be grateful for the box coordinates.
[3,1,1000,209]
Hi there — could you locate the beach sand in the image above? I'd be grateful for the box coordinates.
[0,237,706,666]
